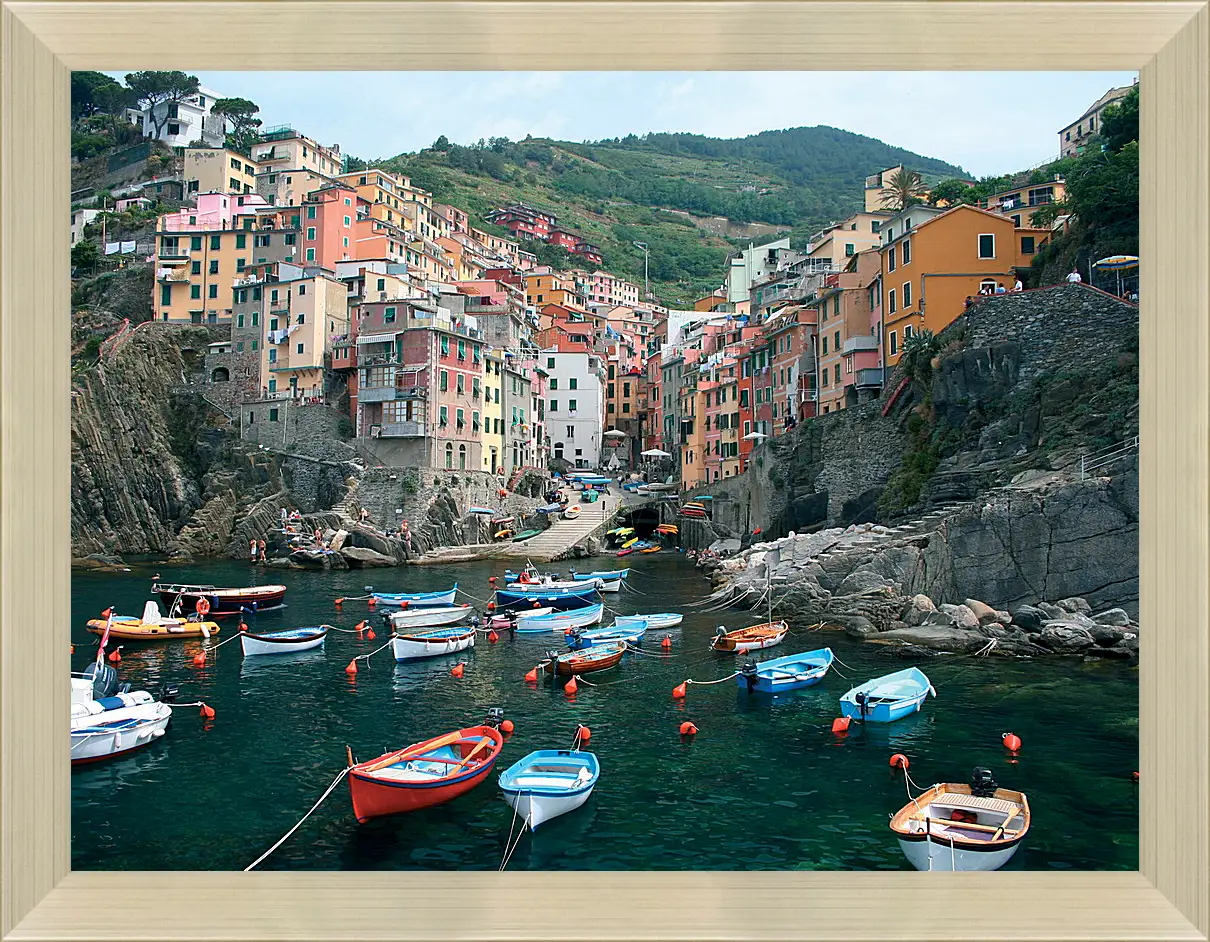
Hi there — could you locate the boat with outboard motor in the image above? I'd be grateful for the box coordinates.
[514,603,605,632]
[391,624,476,661]
[840,667,936,723]
[386,604,474,631]
[889,768,1031,871]
[71,661,172,766]
[736,648,834,694]
[710,621,788,653]
[541,640,626,676]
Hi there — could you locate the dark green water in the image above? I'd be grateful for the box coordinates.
[71,556,1138,871]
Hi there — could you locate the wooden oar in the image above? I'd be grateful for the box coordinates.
[450,736,495,774]
[358,731,468,773]
[992,807,1022,840]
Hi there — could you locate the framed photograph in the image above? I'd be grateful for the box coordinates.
[2,1,1207,940]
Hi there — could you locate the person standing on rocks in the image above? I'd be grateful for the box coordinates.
[257,539,266,563]
[249,539,258,563]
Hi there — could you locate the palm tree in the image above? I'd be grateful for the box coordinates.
[899,328,941,382]
[880,168,929,212]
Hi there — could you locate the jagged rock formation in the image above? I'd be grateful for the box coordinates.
[72,324,226,556]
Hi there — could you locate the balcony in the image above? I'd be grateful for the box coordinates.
[377,421,426,438]
[359,386,398,404]
[398,385,428,400]
[854,368,885,389]
[157,268,189,283]
[843,335,880,355]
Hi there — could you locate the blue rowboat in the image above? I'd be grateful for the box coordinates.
[515,603,605,633]
[840,667,936,723]
[567,622,646,649]
[736,647,833,694]
[615,612,683,629]
[371,585,458,607]
[495,585,601,609]
[498,749,600,830]
[570,568,630,583]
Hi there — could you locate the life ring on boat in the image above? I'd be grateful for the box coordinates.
[518,573,533,584]
[195,597,211,616]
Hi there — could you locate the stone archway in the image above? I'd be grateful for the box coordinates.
[211,366,230,383]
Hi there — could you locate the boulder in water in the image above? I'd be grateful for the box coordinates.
[340,546,398,568]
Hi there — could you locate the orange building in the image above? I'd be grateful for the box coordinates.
[880,204,1049,366]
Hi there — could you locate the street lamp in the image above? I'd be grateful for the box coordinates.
[632,241,650,300]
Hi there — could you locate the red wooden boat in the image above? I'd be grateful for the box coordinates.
[542,640,626,676]
[347,725,504,823]
[153,579,287,617]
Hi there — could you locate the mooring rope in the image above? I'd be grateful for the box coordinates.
[685,671,740,687]
[498,807,532,871]
[244,766,351,871]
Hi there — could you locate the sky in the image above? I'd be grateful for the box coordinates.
[121,71,1138,178]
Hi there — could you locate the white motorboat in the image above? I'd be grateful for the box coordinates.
[70,663,171,766]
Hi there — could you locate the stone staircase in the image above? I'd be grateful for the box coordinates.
[498,492,619,562]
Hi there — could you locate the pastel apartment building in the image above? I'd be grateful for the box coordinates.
[183,147,260,196]
[814,249,882,414]
[543,349,605,469]
[879,204,1049,366]
[1059,82,1136,158]
[251,127,344,179]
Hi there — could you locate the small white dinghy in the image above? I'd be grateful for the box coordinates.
[889,768,1031,871]
[240,625,329,657]
[70,662,171,766]
[392,625,477,661]
[498,748,600,830]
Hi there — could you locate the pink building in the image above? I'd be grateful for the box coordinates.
[157,192,272,232]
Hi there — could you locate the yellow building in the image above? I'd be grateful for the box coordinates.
[982,178,1068,228]
[259,272,349,398]
[524,270,587,311]
[481,350,506,474]
[256,167,334,208]
[251,127,344,178]
[183,147,260,196]
[679,376,706,488]
[336,169,410,228]
[807,211,892,268]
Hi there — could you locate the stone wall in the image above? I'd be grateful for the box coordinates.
[954,284,1138,383]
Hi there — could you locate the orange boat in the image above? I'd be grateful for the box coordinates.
[711,620,788,653]
[347,725,504,824]
[541,640,626,676]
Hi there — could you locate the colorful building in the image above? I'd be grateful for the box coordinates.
[879,204,1049,366]
[183,147,260,196]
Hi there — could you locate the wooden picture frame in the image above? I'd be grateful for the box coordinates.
[2,1,1205,939]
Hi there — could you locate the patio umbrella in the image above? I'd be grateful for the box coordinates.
[602,429,627,438]
[742,431,768,441]
[641,449,672,458]
[1093,255,1140,297]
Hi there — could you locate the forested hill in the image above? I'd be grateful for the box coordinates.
[376,126,966,305]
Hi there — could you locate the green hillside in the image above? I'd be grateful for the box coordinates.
[375,127,967,307]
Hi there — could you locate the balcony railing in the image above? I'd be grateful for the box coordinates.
[359,386,399,404]
[376,421,426,438]
[157,269,189,283]
[854,368,886,389]
[842,335,880,355]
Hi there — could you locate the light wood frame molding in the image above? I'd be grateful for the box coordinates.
[1,2,1206,940]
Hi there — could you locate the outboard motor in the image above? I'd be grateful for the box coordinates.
[855,691,869,720]
[569,631,584,649]
[81,661,119,700]
[970,767,998,798]
[158,682,180,704]
[484,707,505,729]
[380,612,393,631]
[714,626,727,639]
[740,659,759,693]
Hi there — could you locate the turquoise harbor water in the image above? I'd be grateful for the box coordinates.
[71,556,1139,871]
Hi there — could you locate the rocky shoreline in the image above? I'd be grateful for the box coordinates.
[698,514,1139,664]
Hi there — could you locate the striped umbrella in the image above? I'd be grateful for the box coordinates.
[1093,255,1140,270]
